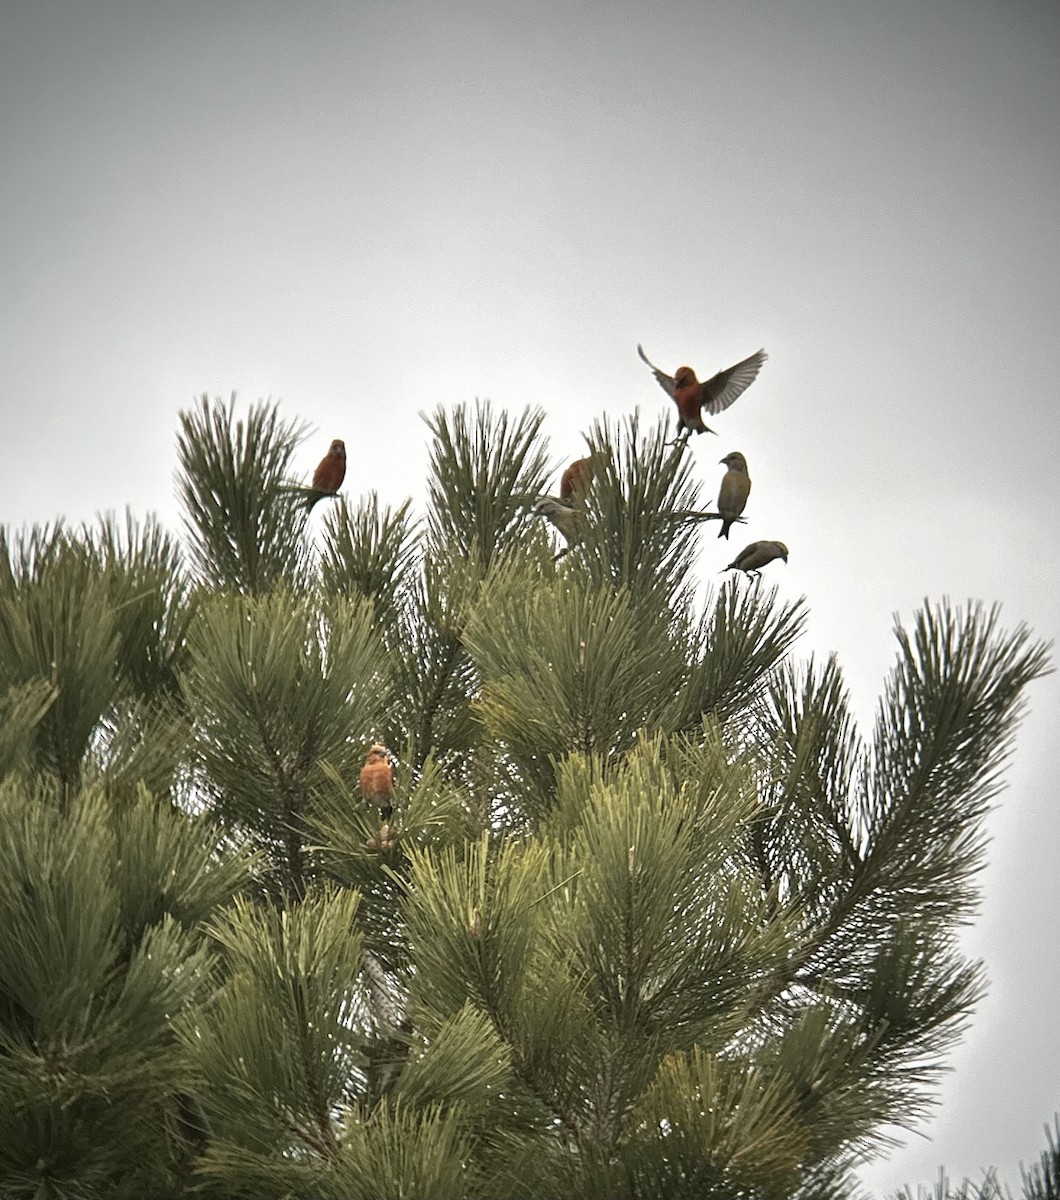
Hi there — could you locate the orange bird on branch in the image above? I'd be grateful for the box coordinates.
[360,743,395,820]
[637,344,767,440]
[559,454,597,503]
[304,439,347,510]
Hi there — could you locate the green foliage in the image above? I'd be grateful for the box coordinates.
[78,510,193,703]
[0,678,56,776]
[0,524,122,799]
[0,515,191,804]
[0,395,1050,1199]
[176,395,310,594]
[325,1103,473,1200]
[465,565,688,813]
[0,782,250,1199]
[890,1116,1060,1200]
[187,888,364,1163]
[183,587,389,895]
[672,579,807,728]
[424,399,550,565]
[319,492,419,645]
[575,413,706,616]
[865,603,1049,926]
[615,1047,806,1199]
[1023,1119,1060,1200]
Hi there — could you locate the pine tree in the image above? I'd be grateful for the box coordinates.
[0,395,1049,1199]
[892,1116,1060,1200]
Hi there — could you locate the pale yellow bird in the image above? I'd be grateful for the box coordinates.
[716,451,751,540]
[724,540,788,577]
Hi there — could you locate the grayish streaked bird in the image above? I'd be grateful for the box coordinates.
[716,451,751,539]
[532,496,582,558]
[724,540,788,577]
[637,344,767,438]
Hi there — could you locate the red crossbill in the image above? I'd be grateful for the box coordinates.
[559,454,597,503]
[637,344,767,439]
[716,451,751,540]
[724,540,788,577]
[305,439,347,510]
[360,743,395,820]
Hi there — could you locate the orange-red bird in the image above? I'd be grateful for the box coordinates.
[305,439,347,510]
[359,743,394,820]
[559,454,597,503]
[637,345,767,438]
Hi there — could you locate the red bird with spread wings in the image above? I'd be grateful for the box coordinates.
[304,439,347,510]
[637,344,767,439]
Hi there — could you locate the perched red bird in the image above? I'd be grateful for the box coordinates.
[360,743,395,820]
[637,344,767,439]
[559,454,597,503]
[716,451,751,540]
[305,439,346,510]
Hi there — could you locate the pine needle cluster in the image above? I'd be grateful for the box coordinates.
[0,396,1050,1199]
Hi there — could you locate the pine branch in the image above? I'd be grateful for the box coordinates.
[423,400,551,566]
[319,492,419,646]
[176,394,310,594]
[570,412,706,617]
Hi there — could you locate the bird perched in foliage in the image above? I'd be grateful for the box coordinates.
[304,439,347,510]
[360,743,395,820]
[532,497,581,559]
[559,454,597,503]
[724,540,788,577]
[716,451,751,539]
[637,344,767,439]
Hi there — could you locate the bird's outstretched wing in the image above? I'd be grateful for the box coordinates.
[701,349,767,414]
[637,344,676,399]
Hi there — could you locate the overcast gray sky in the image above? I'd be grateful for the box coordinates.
[1,1,1057,1192]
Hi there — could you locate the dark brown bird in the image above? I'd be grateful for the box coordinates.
[724,540,788,578]
[716,451,751,540]
[305,439,347,510]
[559,454,597,503]
[637,344,767,439]
[359,743,394,820]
